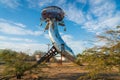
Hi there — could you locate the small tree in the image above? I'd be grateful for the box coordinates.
[77,26,120,79]
[0,49,31,79]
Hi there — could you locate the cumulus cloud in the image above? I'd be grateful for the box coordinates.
[82,0,120,34]
[26,0,120,35]
[0,33,87,55]
[44,33,49,39]
[27,0,66,8]
[62,34,87,54]
[76,0,87,4]
[65,4,86,24]
[0,35,35,43]
[89,0,115,18]
[1,0,119,35]
[1,0,119,54]
[0,18,43,36]
[0,19,48,54]
[0,41,47,54]
[0,0,21,9]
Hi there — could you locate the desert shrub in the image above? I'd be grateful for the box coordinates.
[0,49,32,79]
[0,49,48,79]
[77,26,120,79]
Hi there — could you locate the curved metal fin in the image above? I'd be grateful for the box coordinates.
[44,22,49,31]
[58,22,65,26]
[40,22,42,27]
[40,18,44,27]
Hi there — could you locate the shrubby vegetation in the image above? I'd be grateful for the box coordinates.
[76,26,120,79]
[0,49,48,79]
[0,50,32,79]
[0,26,119,79]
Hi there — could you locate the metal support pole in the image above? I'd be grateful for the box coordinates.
[61,52,62,65]
[61,44,65,65]
[47,43,50,62]
[47,43,50,51]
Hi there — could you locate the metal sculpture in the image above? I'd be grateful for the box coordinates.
[38,6,75,63]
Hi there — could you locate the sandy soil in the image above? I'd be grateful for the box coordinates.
[41,62,87,80]
[40,62,120,80]
[0,62,120,80]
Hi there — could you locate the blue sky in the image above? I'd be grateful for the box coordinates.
[0,0,120,55]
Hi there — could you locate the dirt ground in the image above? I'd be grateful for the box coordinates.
[0,62,120,80]
[40,62,120,80]
[41,62,87,80]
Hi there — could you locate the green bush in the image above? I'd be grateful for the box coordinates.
[0,49,32,79]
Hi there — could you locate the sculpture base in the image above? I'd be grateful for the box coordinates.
[37,46,58,64]
[37,46,75,64]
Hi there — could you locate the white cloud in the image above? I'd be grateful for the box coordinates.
[1,0,119,54]
[0,41,47,54]
[26,0,120,35]
[80,0,120,34]
[44,33,49,39]
[10,38,33,42]
[89,0,116,18]
[0,0,20,9]
[38,0,53,7]
[26,0,39,8]
[14,23,26,28]
[0,36,6,40]
[0,34,87,55]
[65,4,86,24]
[0,35,35,43]
[64,0,120,35]
[0,18,43,36]
[27,0,66,8]
[27,0,54,8]
[83,12,120,34]
[62,34,87,54]
[27,0,86,24]
[76,0,87,4]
